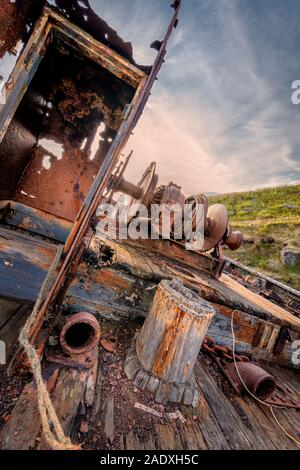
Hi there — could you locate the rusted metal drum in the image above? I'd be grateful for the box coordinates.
[224,226,244,250]
[60,312,100,355]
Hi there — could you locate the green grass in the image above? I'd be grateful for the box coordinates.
[208,184,300,290]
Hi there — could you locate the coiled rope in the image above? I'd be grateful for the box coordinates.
[18,245,80,450]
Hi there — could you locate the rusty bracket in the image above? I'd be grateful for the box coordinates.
[45,344,97,370]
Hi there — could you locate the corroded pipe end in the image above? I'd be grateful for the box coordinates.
[225,229,244,251]
[225,362,276,400]
[60,312,100,355]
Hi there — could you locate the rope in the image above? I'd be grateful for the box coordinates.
[18,245,80,451]
[230,310,300,448]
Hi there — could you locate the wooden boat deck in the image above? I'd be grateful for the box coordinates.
[0,232,299,450]
[1,320,299,450]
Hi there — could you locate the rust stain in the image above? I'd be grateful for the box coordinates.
[213,303,257,343]
[152,306,186,378]
[89,268,131,291]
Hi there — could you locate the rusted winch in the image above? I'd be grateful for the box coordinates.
[175,193,244,252]
[108,162,158,208]
[108,161,243,254]
[151,182,186,236]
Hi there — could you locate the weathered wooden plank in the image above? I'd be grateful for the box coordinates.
[196,360,259,449]
[263,363,300,394]
[0,363,59,450]
[0,201,72,242]
[225,257,300,302]
[0,298,23,329]
[66,263,154,321]
[220,274,300,331]
[0,226,59,302]
[115,241,167,280]
[112,239,214,280]
[154,424,184,450]
[0,381,41,450]
[103,396,115,444]
[124,429,157,450]
[229,395,277,450]
[38,367,88,449]
[175,420,207,450]
[0,304,32,366]
[255,399,300,450]
[98,239,167,282]
[207,304,300,369]
[90,359,103,423]
[234,395,298,450]
[259,363,300,443]
[180,395,230,450]
[141,434,157,451]
[93,239,300,333]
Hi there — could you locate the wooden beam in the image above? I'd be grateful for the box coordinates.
[220,274,300,331]
[225,257,300,301]
[51,21,145,88]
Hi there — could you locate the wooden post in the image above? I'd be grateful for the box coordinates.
[125,279,215,406]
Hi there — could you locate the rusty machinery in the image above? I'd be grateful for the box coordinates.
[107,160,159,211]
[106,161,244,263]
[203,336,300,409]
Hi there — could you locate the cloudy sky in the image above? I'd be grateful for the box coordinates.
[90,0,300,194]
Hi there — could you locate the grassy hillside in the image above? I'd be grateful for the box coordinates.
[208,184,300,290]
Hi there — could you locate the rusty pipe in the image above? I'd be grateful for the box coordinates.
[60,312,100,355]
[225,362,276,400]
[113,175,144,199]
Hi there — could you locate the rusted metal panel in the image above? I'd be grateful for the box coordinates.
[50,9,146,88]
[0,5,146,143]
[1,6,143,221]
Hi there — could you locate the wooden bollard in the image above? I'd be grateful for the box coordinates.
[124,279,215,406]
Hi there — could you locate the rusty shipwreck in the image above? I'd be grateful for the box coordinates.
[0,0,300,451]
